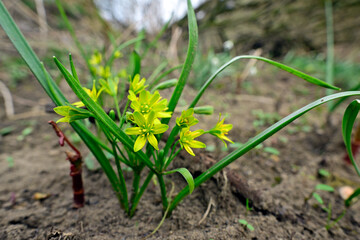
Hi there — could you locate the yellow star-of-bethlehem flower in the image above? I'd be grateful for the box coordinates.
[130,90,172,119]
[125,111,169,152]
[89,51,102,66]
[209,114,233,147]
[99,77,119,97]
[128,74,148,101]
[72,81,102,108]
[179,128,206,156]
[176,108,199,128]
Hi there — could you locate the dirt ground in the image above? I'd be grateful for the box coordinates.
[1,0,360,239]
[1,65,360,240]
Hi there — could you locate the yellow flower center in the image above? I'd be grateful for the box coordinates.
[140,104,151,114]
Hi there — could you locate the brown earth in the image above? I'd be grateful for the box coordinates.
[1,67,360,239]
[1,0,360,239]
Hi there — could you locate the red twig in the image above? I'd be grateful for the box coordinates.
[49,120,84,208]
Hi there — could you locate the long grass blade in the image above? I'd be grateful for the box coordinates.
[190,55,340,108]
[168,91,360,213]
[0,2,122,201]
[342,99,360,177]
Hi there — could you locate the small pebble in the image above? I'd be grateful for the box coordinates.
[339,186,354,200]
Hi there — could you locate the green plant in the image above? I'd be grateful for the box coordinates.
[6,156,14,168]
[342,100,360,206]
[238,219,254,231]
[2,0,360,228]
[310,184,346,230]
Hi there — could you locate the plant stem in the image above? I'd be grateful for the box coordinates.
[131,169,141,203]
[112,142,129,213]
[130,171,154,217]
[325,0,334,97]
[157,174,168,210]
[120,99,130,128]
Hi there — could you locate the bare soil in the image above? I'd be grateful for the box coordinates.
[1,68,360,240]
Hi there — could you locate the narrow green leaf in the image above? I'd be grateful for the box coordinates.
[164,168,195,194]
[129,51,141,79]
[69,54,79,82]
[151,79,177,92]
[238,219,248,225]
[190,55,340,108]
[263,147,280,155]
[169,91,360,213]
[162,0,198,125]
[315,184,334,192]
[313,192,324,205]
[342,99,360,177]
[318,169,330,177]
[345,187,360,207]
[0,3,121,202]
[247,224,255,231]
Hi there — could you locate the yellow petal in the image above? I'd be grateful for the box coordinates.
[184,144,195,156]
[134,135,147,152]
[147,133,159,150]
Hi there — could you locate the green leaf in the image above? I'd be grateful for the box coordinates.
[129,51,141,79]
[247,223,255,231]
[168,91,360,213]
[162,0,198,126]
[263,147,280,155]
[0,126,15,136]
[345,187,360,207]
[190,56,340,109]
[151,79,178,92]
[238,219,248,225]
[318,169,330,177]
[313,192,324,204]
[342,99,360,177]
[0,2,124,205]
[164,168,195,194]
[315,184,334,192]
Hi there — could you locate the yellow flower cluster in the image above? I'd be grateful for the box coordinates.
[125,75,172,152]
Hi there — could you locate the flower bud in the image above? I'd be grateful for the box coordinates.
[194,105,214,115]
[152,79,177,91]
[109,109,116,121]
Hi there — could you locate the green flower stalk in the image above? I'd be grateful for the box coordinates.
[125,111,168,151]
[176,108,199,128]
[208,113,233,147]
[179,128,206,156]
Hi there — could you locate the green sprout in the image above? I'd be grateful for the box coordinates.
[2,0,360,234]
[238,219,254,231]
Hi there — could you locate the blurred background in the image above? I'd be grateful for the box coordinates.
[1,0,360,120]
